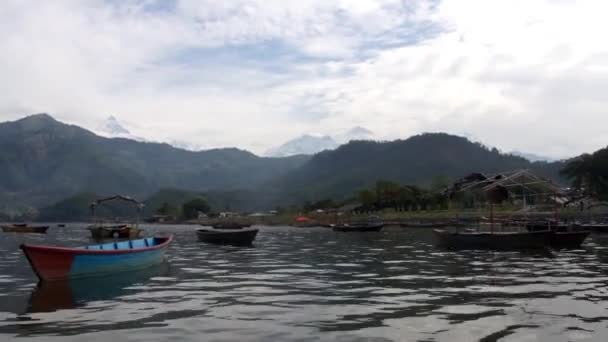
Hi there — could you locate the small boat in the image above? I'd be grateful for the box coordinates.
[196,227,259,246]
[88,225,142,239]
[400,221,465,228]
[211,222,251,229]
[549,231,590,249]
[520,220,590,248]
[525,220,571,232]
[1,224,49,234]
[580,223,608,233]
[57,224,66,228]
[88,195,145,239]
[434,229,552,250]
[20,235,173,281]
[332,223,384,232]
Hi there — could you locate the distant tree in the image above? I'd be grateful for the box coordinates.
[561,148,608,200]
[561,154,592,190]
[429,175,450,210]
[375,180,401,209]
[307,199,336,211]
[430,175,450,192]
[358,190,376,210]
[182,198,211,219]
[156,202,179,217]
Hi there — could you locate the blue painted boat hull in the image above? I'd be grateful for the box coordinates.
[21,236,173,281]
[69,248,168,278]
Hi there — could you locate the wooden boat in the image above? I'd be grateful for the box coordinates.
[519,220,590,248]
[433,229,552,250]
[196,227,259,246]
[88,225,141,239]
[20,235,173,281]
[211,222,251,229]
[332,223,384,232]
[88,195,144,239]
[525,220,571,232]
[1,224,49,234]
[549,231,590,249]
[400,221,465,228]
[580,223,608,233]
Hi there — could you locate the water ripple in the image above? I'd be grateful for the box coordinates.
[0,225,607,341]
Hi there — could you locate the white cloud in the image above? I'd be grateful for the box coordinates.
[0,0,606,158]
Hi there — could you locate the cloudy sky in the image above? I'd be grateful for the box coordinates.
[1,0,606,158]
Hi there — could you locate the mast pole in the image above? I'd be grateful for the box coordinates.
[490,202,494,233]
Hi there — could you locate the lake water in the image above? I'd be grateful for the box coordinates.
[1,224,608,341]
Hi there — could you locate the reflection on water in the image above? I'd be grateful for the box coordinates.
[0,224,608,341]
[27,263,170,313]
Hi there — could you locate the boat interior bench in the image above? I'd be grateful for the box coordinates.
[83,237,155,250]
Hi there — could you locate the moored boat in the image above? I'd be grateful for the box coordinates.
[549,231,590,249]
[196,227,259,246]
[211,222,251,229]
[581,223,608,233]
[88,225,142,239]
[400,220,466,228]
[433,229,552,250]
[1,224,49,234]
[524,220,571,232]
[332,223,384,232]
[520,220,590,248]
[20,235,173,281]
[88,195,145,240]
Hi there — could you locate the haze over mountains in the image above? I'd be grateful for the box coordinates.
[266,135,339,157]
[0,113,578,219]
[266,126,376,157]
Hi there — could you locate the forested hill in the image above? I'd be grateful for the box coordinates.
[0,114,570,218]
[272,133,565,202]
[0,114,309,214]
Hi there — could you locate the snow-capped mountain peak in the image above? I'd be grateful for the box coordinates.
[95,115,146,141]
[266,134,338,157]
[343,126,374,142]
[97,116,130,135]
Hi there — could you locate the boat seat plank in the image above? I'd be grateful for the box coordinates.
[132,240,147,248]
[116,241,131,250]
[100,242,115,250]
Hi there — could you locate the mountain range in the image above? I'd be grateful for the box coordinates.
[266,134,339,157]
[271,134,564,203]
[0,114,308,217]
[0,113,579,219]
[265,126,376,157]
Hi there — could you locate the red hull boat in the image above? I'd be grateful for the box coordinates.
[21,236,173,281]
